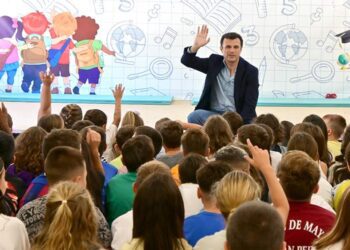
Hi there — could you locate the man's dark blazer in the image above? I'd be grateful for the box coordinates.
[181,47,259,124]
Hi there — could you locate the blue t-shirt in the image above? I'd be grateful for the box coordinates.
[184,211,225,246]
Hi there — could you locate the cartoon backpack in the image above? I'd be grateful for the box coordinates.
[21,35,48,64]
[75,40,102,72]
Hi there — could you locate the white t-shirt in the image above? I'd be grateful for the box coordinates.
[179,183,203,218]
[0,214,30,250]
[111,210,133,250]
[194,229,226,250]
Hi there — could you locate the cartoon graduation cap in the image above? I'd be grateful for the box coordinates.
[336,30,350,44]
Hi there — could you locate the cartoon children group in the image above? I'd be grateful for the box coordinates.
[0,11,115,95]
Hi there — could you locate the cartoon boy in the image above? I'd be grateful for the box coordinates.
[72,16,115,95]
[49,12,77,94]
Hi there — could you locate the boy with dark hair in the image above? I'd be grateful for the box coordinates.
[83,109,108,129]
[20,129,82,206]
[277,151,335,249]
[134,125,163,156]
[110,125,135,171]
[106,135,154,224]
[171,128,210,184]
[222,111,243,135]
[178,153,208,217]
[17,146,112,247]
[225,200,285,250]
[323,114,347,160]
[156,120,184,167]
[184,161,232,246]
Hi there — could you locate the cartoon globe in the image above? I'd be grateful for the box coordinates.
[108,22,146,60]
[270,24,308,65]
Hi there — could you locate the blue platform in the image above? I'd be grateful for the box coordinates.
[0,93,173,105]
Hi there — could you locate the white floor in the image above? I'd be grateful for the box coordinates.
[4,100,350,131]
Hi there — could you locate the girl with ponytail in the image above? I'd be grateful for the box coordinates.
[194,139,289,250]
[32,181,104,250]
[0,15,25,92]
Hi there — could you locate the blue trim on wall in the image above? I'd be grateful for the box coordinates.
[191,98,350,107]
[0,94,173,105]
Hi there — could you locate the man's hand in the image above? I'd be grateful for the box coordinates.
[191,25,210,53]
[39,71,55,87]
[111,84,125,101]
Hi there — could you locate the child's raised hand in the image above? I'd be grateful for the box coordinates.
[39,71,55,87]
[244,139,271,171]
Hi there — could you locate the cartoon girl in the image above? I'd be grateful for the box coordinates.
[72,16,115,95]
[20,11,67,93]
[49,12,77,94]
[0,16,25,93]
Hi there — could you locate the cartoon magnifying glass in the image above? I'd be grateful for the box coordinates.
[127,57,173,80]
[290,61,335,84]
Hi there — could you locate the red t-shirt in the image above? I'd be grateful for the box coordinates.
[49,29,74,65]
[285,201,336,250]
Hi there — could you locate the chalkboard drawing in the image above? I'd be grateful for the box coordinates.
[272,90,285,98]
[154,27,178,49]
[148,4,160,22]
[281,0,297,16]
[127,57,173,80]
[290,61,335,84]
[269,24,308,68]
[344,0,350,9]
[255,0,267,18]
[118,0,134,12]
[292,91,324,98]
[181,17,194,26]
[316,31,337,53]
[258,57,267,87]
[181,0,241,34]
[23,0,79,15]
[310,8,323,25]
[92,0,104,14]
[130,87,167,96]
[241,25,260,47]
[107,22,146,65]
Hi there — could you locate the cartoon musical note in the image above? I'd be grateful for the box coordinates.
[241,25,260,46]
[118,0,134,12]
[310,8,323,25]
[316,31,337,53]
[154,27,178,50]
[255,0,267,18]
[281,0,297,16]
[148,4,160,21]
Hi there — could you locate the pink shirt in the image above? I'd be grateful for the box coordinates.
[0,39,19,64]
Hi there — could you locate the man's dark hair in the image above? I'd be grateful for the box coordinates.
[220,32,243,48]
[83,109,107,127]
[122,135,154,172]
[197,161,232,194]
[159,121,183,149]
[135,126,163,156]
[179,153,207,184]
[42,129,82,158]
[226,201,284,250]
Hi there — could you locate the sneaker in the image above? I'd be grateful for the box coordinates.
[64,87,72,94]
[5,89,12,93]
[21,82,29,93]
[89,92,96,95]
[51,87,59,94]
[73,86,80,95]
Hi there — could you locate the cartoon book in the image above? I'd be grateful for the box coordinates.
[182,0,241,34]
